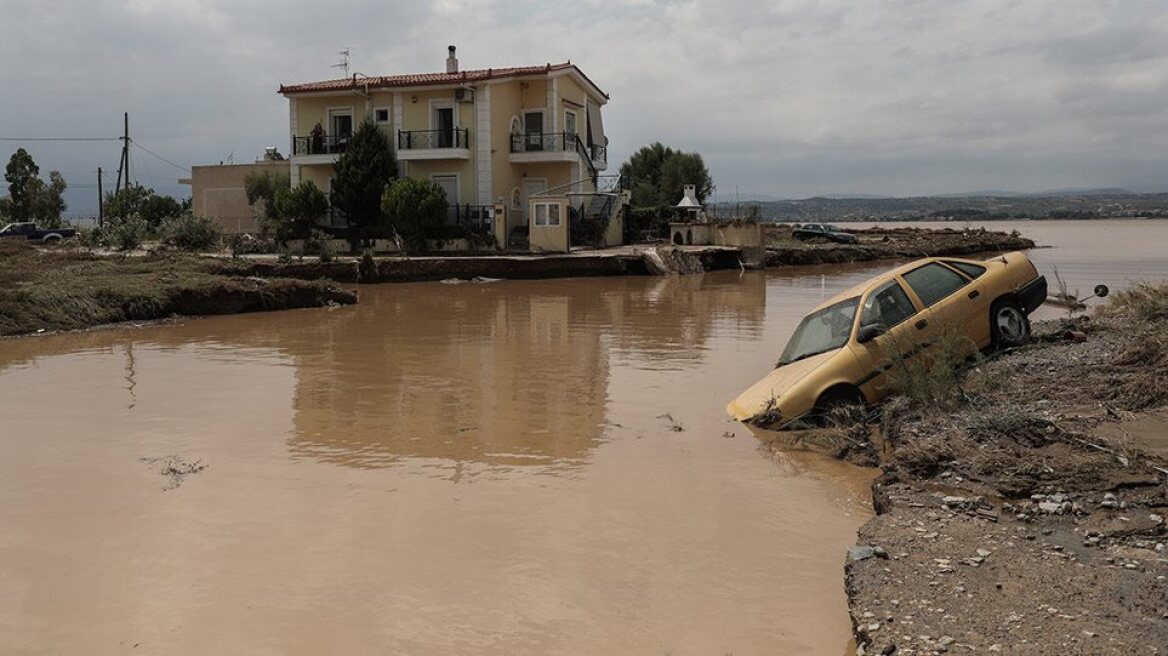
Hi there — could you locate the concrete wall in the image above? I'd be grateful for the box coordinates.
[711,222,763,248]
[190,161,289,234]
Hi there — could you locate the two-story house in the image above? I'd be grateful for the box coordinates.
[279,46,620,250]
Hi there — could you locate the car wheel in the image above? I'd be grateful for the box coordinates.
[812,386,866,427]
[991,299,1030,348]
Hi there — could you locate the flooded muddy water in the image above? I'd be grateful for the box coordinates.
[3,220,1162,654]
[1,269,884,655]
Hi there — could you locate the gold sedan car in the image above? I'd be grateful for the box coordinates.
[727,252,1047,428]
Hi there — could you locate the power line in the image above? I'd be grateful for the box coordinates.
[0,137,119,142]
[130,140,190,173]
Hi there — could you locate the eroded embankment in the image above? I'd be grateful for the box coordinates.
[218,246,741,283]
[765,226,1036,266]
[819,286,1168,655]
[0,244,356,337]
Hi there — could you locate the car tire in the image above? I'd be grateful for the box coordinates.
[812,386,866,427]
[42,235,60,244]
[990,299,1030,349]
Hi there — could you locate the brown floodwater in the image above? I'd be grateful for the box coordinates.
[1,269,883,655]
[2,219,1163,654]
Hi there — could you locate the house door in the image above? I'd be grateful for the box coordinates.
[329,111,353,138]
[433,175,459,205]
[565,111,577,139]
[524,111,544,151]
[520,178,546,226]
[435,106,455,147]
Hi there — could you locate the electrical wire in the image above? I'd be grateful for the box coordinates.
[130,140,190,173]
[0,137,120,142]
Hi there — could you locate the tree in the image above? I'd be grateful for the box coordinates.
[332,119,397,244]
[104,184,184,229]
[381,177,448,252]
[274,181,329,243]
[29,171,68,227]
[4,149,40,222]
[619,142,713,210]
[244,170,291,235]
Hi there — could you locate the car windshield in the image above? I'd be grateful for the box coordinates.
[778,297,859,365]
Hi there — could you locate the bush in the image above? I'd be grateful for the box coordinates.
[161,215,222,252]
[92,214,150,251]
[381,177,447,252]
[884,320,980,408]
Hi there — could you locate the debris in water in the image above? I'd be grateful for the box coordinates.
[657,413,685,432]
[140,455,207,490]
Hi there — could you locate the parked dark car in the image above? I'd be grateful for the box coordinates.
[792,223,858,244]
[0,222,77,243]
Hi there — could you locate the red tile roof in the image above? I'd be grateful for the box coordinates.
[279,62,608,99]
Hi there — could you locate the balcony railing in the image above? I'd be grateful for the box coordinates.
[293,134,350,156]
[511,132,584,154]
[398,128,469,150]
[448,204,494,237]
[590,144,607,162]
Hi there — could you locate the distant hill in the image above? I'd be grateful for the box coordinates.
[709,191,1168,223]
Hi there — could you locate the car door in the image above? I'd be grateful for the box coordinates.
[941,260,992,347]
[900,261,984,358]
[849,278,926,403]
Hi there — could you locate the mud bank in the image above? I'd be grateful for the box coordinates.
[765,226,1036,267]
[829,287,1168,654]
[219,246,744,283]
[0,245,356,337]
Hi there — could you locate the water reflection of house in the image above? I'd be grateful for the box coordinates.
[287,285,611,468]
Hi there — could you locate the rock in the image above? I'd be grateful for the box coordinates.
[850,546,878,562]
[938,636,955,647]
[942,496,967,507]
[976,548,991,557]
[1038,501,1062,513]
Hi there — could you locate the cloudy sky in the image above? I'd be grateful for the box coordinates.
[3,0,1168,215]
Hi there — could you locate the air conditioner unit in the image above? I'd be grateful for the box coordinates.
[454,87,474,103]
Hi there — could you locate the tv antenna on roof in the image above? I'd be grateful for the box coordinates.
[331,48,351,77]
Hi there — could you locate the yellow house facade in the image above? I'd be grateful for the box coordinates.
[279,47,619,251]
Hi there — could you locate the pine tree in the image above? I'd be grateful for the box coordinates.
[331,120,397,245]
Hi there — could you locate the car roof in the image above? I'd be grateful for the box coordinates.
[810,255,994,312]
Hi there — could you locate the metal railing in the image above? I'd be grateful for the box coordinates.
[448,204,494,236]
[595,174,624,193]
[590,144,607,162]
[293,134,350,156]
[398,128,469,150]
[510,132,580,153]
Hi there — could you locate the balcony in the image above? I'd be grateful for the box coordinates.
[510,132,607,170]
[396,128,471,161]
[291,134,349,163]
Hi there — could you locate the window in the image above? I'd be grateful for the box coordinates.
[902,262,968,307]
[946,260,986,279]
[860,281,917,330]
[565,110,577,137]
[374,108,390,123]
[533,202,561,227]
[779,298,860,365]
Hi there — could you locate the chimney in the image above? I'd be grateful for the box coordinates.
[446,45,458,74]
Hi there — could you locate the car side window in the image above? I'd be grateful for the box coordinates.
[946,261,986,279]
[860,280,917,330]
[902,262,969,307]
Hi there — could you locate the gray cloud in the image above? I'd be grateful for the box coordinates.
[2,0,1168,215]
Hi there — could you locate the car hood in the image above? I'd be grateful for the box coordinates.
[725,349,838,421]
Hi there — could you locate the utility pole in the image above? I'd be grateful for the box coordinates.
[115,112,130,193]
[97,167,104,227]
